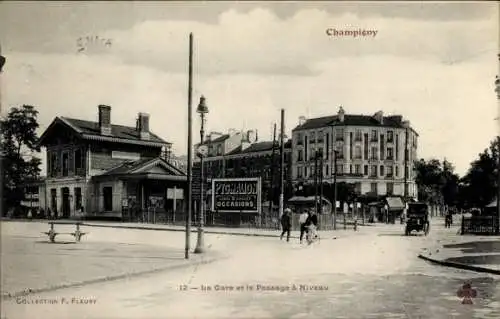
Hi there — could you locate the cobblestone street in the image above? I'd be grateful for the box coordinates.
[2,219,499,318]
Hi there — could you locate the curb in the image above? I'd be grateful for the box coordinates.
[418,254,500,275]
[79,223,355,239]
[2,253,228,300]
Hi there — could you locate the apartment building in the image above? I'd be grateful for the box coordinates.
[291,106,418,199]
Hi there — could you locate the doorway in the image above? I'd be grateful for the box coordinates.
[61,187,70,218]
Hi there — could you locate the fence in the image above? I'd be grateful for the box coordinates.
[461,216,499,235]
[122,209,363,231]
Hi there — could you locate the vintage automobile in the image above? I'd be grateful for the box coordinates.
[405,202,430,236]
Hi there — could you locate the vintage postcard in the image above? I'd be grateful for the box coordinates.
[1,1,499,318]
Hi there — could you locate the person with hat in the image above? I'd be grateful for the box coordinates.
[280,208,292,242]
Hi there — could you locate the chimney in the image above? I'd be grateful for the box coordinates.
[137,112,150,140]
[338,106,345,122]
[374,111,384,124]
[299,116,307,126]
[402,120,410,128]
[98,105,112,136]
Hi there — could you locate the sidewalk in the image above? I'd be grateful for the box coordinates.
[1,226,227,299]
[418,230,500,275]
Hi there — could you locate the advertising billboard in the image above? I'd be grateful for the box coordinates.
[211,178,261,213]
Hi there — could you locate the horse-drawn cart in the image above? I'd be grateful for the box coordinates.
[405,202,430,236]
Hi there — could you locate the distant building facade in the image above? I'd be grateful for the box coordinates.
[291,107,418,199]
[37,105,186,220]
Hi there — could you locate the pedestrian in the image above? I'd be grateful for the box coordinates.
[27,208,32,221]
[305,211,319,244]
[280,208,292,242]
[299,209,309,244]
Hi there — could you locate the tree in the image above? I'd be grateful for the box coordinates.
[1,105,42,210]
[414,157,460,210]
[459,137,499,209]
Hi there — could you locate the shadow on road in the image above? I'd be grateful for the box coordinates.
[443,241,500,254]
[377,233,427,237]
[446,254,500,266]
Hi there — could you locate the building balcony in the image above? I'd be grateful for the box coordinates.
[369,158,378,163]
[335,137,344,142]
[337,173,364,178]
[296,140,303,145]
[385,174,394,179]
[370,138,378,143]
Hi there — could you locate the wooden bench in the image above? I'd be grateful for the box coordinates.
[42,222,88,243]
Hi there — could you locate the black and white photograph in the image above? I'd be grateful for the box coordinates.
[0,1,499,318]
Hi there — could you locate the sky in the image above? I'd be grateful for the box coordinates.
[0,1,499,177]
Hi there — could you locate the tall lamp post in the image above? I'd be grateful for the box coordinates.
[495,73,500,234]
[194,95,209,254]
[185,33,194,260]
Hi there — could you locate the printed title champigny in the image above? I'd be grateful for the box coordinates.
[214,183,258,195]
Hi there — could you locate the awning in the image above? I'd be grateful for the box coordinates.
[386,197,405,211]
[486,199,497,208]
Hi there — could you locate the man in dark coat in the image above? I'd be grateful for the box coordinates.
[280,208,292,242]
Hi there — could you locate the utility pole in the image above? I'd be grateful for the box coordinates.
[314,150,319,215]
[279,109,285,217]
[495,68,500,234]
[270,123,277,218]
[404,126,409,200]
[319,149,324,214]
[333,150,338,230]
[185,33,193,259]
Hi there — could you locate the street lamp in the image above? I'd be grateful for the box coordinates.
[495,73,500,234]
[194,95,209,254]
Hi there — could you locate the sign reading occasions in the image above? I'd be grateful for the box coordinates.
[211,178,261,213]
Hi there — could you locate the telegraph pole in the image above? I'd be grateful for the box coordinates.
[333,150,338,230]
[270,123,277,218]
[495,68,500,234]
[404,126,409,200]
[279,109,285,217]
[185,33,193,259]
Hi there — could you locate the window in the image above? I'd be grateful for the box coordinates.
[395,165,399,177]
[349,165,353,174]
[380,135,385,159]
[336,164,343,175]
[354,164,361,174]
[349,132,353,159]
[370,182,377,193]
[325,165,329,177]
[74,187,82,211]
[354,146,362,159]
[62,152,69,176]
[355,129,362,141]
[336,146,344,159]
[363,133,369,159]
[304,167,308,178]
[75,149,83,171]
[395,134,399,161]
[325,133,330,160]
[355,182,361,194]
[387,148,394,160]
[50,152,58,176]
[371,165,377,177]
[297,150,303,162]
[371,130,378,141]
[103,187,113,211]
[387,131,394,142]
[387,182,394,195]
[297,133,304,145]
[387,165,394,177]
[310,131,316,143]
[217,145,222,156]
[364,165,368,175]
[317,130,324,142]
[297,167,303,178]
[336,128,344,141]
[50,188,57,212]
[371,147,378,160]
[380,165,385,176]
